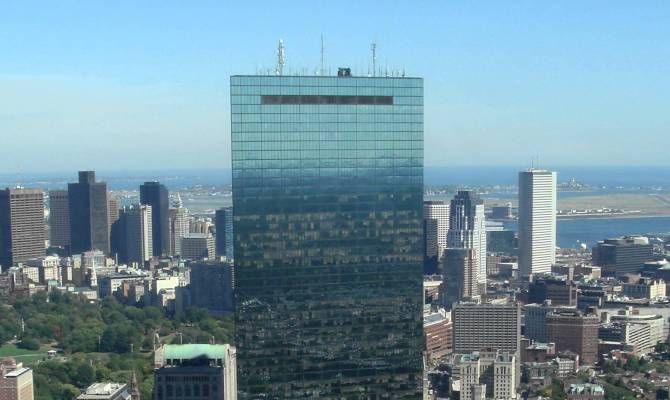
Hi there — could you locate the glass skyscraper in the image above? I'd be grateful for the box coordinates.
[231,72,424,398]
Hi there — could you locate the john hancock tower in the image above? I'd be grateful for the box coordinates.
[231,68,424,398]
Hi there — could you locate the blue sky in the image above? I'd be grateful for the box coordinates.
[1,1,668,172]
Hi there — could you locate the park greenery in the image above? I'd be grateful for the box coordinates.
[0,291,234,399]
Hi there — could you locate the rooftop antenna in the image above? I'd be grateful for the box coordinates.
[276,39,285,76]
[371,42,377,77]
[320,35,325,75]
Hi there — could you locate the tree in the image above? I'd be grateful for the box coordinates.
[60,384,80,400]
[72,363,95,387]
[18,337,40,350]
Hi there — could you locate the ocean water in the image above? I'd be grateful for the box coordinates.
[425,166,670,187]
[503,216,670,249]
[3,166,670,190]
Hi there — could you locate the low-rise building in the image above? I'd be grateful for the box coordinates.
[521,340,556,363]
[452,350,518,400]
[546,309,599,365]
[424,309,452,361]
[528,274,577,306]
[98,274,146,299]
[605,308,667,354]
[524,301,577,342]
[566,383,604,399]
[77,382,130,400]
[0,358,34,400]
[622,277,666,300]
[592,236,655,277]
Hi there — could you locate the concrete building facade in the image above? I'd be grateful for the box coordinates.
[518,169,556,277]
[0,188,45,268]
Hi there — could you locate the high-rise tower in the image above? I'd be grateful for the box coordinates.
[231,72,424,398]
[447,190,486,287]
[215,207,233,259]
[140,181,169,257]
[518,169,556,276]
[168,193,188,256]
[123,204,153,265]
[48,189,70,251]
[424,200,450,259]
[68,171,109,254]
[0,188,45,267]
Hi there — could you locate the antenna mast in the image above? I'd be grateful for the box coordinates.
[371,42,377,77]
[276,40,285,76]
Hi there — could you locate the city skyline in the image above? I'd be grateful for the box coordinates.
[2,1,670,172]
[2,3,670,399]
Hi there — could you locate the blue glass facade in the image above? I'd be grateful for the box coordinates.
[231,74,424,398]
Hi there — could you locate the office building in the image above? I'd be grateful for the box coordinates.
[153,344,237,400]
[493,353,517,400]
[490,203,513,220]
[0,358,34,400]
[108,194,120,238]
[424,309,453,362]
[528,275,578,306]
[232,73,424,397]
[546,309,599,364]
[442,248,479,307]
[24,255,61,284]
[487,230,517,255]
[125,204,153,265]
[607,308,667,355]
[140,182,170,257]
[524,301,577,343]
[183,261,234,314]
[180,234,214,261]
[0,188,45,268]
[447,190,486,287]
[592,236,655,276]
[48,190,70,251]
[68,171,110,254]
[98,273,146,299]
[215,207,234,259]
[622,277,666,300]
[453,350,517,400]
[453,302,521,355]
[168,194,188,256]
[518,169,556,276]
[455,353,483,400]
[77,382,130,400]
[189,218,212,235]
[424,201,449,259]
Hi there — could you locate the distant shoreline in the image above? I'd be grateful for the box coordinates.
[557,213,670,220]
[493,213,670,223]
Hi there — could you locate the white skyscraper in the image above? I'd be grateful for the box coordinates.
[447,191,486,286]
[518,169,557,276]
[424,201,450,258]
[169,193,189,256]
[124,204,153,264]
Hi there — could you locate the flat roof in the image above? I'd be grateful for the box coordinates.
[164,344,230,362]
[4,367,30,377]
[424,313,448,325]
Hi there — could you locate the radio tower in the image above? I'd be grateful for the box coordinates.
[276,40,285,76]
[371,42,377,77]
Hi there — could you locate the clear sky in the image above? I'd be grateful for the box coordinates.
[1,1,668,173]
